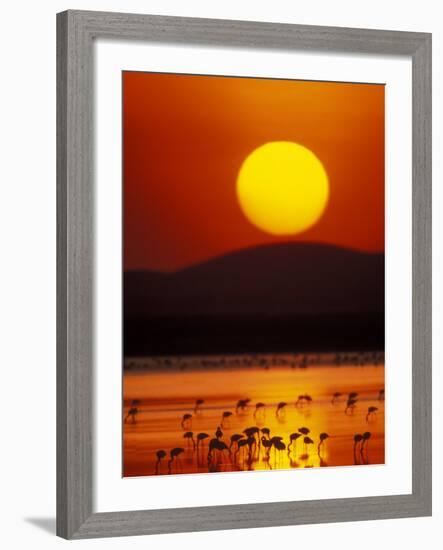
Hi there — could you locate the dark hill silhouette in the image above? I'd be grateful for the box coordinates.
[125,243,384,317]
[124,243,384,356]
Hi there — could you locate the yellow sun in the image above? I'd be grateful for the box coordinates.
[236,141,329,235]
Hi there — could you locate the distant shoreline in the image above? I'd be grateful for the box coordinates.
[124,351,384,372]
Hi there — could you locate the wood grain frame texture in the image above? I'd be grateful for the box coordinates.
[56,10,432,539]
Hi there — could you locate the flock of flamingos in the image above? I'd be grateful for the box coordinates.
[124,378,385,475]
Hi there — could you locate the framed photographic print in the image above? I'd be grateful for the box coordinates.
[57,10,432,539]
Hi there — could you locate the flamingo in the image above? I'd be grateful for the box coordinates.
[253,402,266,419]
[235,398,251,413]
[234,438,248,462]
[208,438,219,452]
[221,411,233,427]
[181,413,192,430]
[261,436,273,459]
[229,433,244,450]
[207,438,220,465]
[295,395,305,407]
[261,427,271,439]
[366,406,378,422]
[208,438,230,464]
[348,391,358,400]
[345,398,357,414]
[295,394,312,407]
[155,450,166,474]
[196,432,209,449]
[353,434,363,463]
[288,432,301,452]
[183,431,196,450]
[361,431,372,457]
[318,433,329,454]
[168,447,184,474]
[194,399,204,414]
[243,426,260,439]
[215,426,223,440]
[378,389,385,401]
[303,436,314,454]
[216,440,230,454]
[298,426,310,435]
[124,406,138,423]
[331,392,342,404]
[276,402,287,418]
[246,435,257,460]
[273,439,286,465]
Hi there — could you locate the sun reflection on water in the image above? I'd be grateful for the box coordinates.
[123,358,385,477]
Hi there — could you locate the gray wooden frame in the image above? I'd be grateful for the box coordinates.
[57,9,432,539]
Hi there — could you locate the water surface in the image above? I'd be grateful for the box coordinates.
[123,356,384,477]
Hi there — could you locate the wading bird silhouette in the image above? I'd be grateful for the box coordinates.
[168,447,184,474]
[196,432,209,463]
[194,399,204,414]
[234,438,248,462]
[243,426,260,439]
[353,434,363,464]
[378,389,385,401]
[261,427,271,439]
[215,426,223,440]
[366,406,378,422]
[124,406,138,424]
[181,413,192,430]
[196,432,209,449]
[254,402,266,419]
[208,438,230,465]
[244,427,260,455]
[303,436,314,454]
[183,431,196,450]
[348,391,359,400]
[288,432,302,453]
[246,435,257,460]
[276,402,287,418]
[361,431,372,459]
[155,450,166,475]
[296,394,312,407]
[221,411,233,427]
[298,426,310,435]
[345,398,358,414]
[261,436,273,459]
[331,392,342,404]
[229,433,244,450]
[295,395,304,407]
[235,398,251,413]
[273,439,286,466]
[318,433,329,455]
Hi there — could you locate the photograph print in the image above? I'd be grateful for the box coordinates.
[123,71,385,477]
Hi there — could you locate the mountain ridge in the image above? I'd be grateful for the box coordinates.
[127,241,382,275]
[125,242,384,319]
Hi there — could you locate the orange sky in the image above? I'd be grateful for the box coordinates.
[123,72,384,272]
